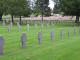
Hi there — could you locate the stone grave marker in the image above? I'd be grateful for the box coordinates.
[79,28,80,35]
[34,23,37,29]
[8,26,11,32]
[17,22,21,32]
[21,33,27,48]
[2,21,5,27]
[60,29,64,40]
[10,22,13,29]
[68,30,70,39]
[0,36,4,55]
[34,21,37,28]
[38,32,42,45]
[41,23,43,28]
[46,21,49,28]
[17,22,19,27]
[46,23,49,28]
[74,28,76,36]
[40,23,43,31]
[27,24,30,32]
[18,25,21,32]
[50,31,54,41]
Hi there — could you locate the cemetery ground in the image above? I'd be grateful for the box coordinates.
[0,22,80,60]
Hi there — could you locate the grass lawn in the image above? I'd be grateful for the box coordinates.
[0,23,80,60]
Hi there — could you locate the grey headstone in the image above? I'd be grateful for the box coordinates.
[68,31,70,39]
[0,36,4,55]
[79,28,80,35]
[10,22,13,29]
[74,28,76,36]
[41,23,43,28]
[46,21,49,27]
[50,31,54,41]
[2,21,5,27]
[21,33,27,48]
[27,24,30,32]
[40,23,43,31]
[17,22,19,27]
[34,23,37,29]
[38,32,42,45]
[34,21,37,28]
[60,29,64,40]
[46,23,49,28]
[8,26,11,32]
[17,22,21,32]
[18,25,21,32]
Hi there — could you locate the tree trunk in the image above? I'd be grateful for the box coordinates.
[0,14,2,21]
[75,15,79,23]
[11,15,14,23]
[20,16,21,25]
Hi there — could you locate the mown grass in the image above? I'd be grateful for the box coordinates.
[0,23,80,60]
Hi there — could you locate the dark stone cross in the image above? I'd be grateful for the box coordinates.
[21,33,27,48]
[50,31,54,41]
[38,32,42,45]
[0,36,4,55]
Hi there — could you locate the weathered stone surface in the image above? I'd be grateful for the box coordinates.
[38,32,42,45]
[60,29,64,40]
[27,24,30,32]
[2,21,5,27]
[17,22,21,32]
[50,31,54,41]
[0,36,4,55]
[68,31,70,38]
[74,28,76,36]
[21,33,27,48]
[8,26,11,32]
[10,22,13,28]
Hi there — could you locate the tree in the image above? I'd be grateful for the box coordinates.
[43,0,51,16]
[34,0,51,16]
[33,0,41,16]
[0,0,8,21]
[53,0,61,14]
[8,0,31,23]
[54,0,80,23]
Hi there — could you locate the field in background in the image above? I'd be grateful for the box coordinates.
[0,23,80,60]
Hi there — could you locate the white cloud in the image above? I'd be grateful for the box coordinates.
[48,0,54,10]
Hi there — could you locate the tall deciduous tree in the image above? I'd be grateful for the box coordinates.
[53,0,80,23]
[34,0,51,16]
[8,0,31,23]
[0,0,8,21]
[53,0,61,14]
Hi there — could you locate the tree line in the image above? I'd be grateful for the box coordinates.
[53,0,80,23]
[0,0,80,23]
[0,0,51,23]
